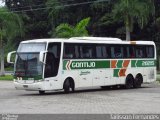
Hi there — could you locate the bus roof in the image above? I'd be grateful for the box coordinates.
[69,37,122,41]
[21,38,67,43]
[20,37,155,45]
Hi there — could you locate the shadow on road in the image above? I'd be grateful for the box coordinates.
[19,85,151,96]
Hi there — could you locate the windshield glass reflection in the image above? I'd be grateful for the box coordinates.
[15,53,43,78]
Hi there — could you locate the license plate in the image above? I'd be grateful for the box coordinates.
[23,85,28,88]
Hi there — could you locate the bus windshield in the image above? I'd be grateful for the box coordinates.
[15,43,46,79]
[15,53,43,78]
[17,43,46,52]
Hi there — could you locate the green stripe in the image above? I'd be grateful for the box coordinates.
[94,61,110,69]
[131,60,137,67]
[131,60,156,67]
[63,60,110,70]
[113,69,119,77]
[63,60,68,70]
[63,59,156,70]
[117,60,123,68]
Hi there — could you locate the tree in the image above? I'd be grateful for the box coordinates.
[0,7,24,76]
[112,0,155,41]
[46,0,63,27]
[54,17,90,38]
[6,0,49,40]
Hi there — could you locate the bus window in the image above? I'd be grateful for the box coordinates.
[96,45,103,58]
[63,44,75,59]
[48,43,61,58]
[146,46,154,58]
[80,45,95,59]
[45,52,55,78]
[113,46,123,58]
[111,46,114,58]
[82,46,91,58]
[105,45,111,58]
[45,42,61,78]
[136,46,146,58]
[128,46,135,58]
[136,47,142,58]
[123,46,128,58]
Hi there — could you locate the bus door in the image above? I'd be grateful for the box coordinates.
[44,42,61,89]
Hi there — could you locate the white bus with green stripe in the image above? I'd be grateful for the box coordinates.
[7,37,156,94]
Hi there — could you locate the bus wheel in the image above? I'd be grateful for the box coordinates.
[39,90,45,95]
[63,78,74,93]
[134,74,143,88]
[125,75,134,89]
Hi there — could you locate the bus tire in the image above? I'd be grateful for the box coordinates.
[39,90,45,95]
[63,78,75,93]
[134,74,143,88]
[125,74,134,89]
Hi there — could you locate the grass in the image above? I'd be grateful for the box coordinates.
[157,79,160,83]
[0,75,13,81]
[156,78,160,83]
[156,74,160,83]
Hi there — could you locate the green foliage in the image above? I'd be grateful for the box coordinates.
[0,7,24,76]
[0,7,24,40]
[156,17,160,30]
[156,74,160,83]
[55,17,90,38]
[0,75,13,81]
[3,0,158,41]
[46,0,64,28]
[55,24,74,38]
[5,67,14,71]
[112,0,155,40]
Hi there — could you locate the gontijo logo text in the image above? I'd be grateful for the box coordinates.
[63,60,110,70]
[72,62,95,68]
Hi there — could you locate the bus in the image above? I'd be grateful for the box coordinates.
[7,37,156,94]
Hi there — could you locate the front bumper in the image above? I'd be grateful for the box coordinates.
[14,80,44,91]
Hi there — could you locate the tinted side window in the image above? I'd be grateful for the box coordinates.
[123,45,128,58]
[113,45,123,58]
[135,46,143,58]
[80,44,95,59]
[45,42,61,78]
[146,46,154,58]
[128,46,135,58]
[96,45,103,58]
[63,43,154,59]
[63,44,79,59]
[116,45,136,59]
[63,44,75,59]
[48,43,61,58]
[135,46,147,58]
[105,45,111,58]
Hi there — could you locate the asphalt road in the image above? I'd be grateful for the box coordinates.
[0,81,160,114]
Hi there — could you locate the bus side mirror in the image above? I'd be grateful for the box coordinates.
[39,51,47,64]
[7,51,16,64]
